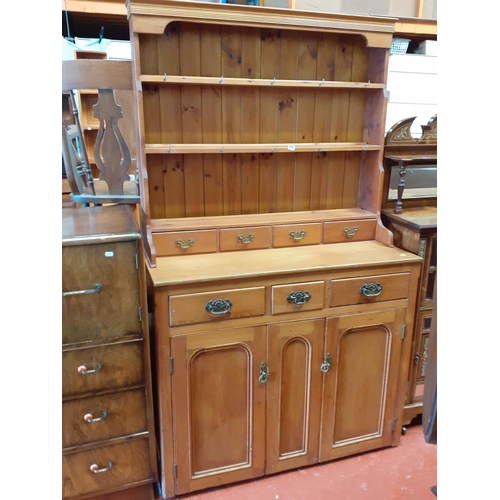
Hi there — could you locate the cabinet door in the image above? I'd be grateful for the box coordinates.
[170,327,266,495]
[320,308,406,461]
[266,319,324,474]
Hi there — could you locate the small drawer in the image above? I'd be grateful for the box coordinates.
[273,223,323,248]
[219,226,271,251]
[62,389,148,449]
[62,437,152,498]
[169,287,266,326]
[153,230,217,257]
[271,281,325,315]
[330,273,411,308]
[323,219,376,244]
[62,241,141,344]
[62,341,144,398]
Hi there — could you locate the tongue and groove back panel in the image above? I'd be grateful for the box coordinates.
[138,22,385,219]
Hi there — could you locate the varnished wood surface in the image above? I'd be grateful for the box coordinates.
[150,208,376,231]
[62,206,140,245]
[382,206,437,231]
[62,60,133,92]
[148,241,422,287]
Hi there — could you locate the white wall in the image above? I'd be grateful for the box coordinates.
[385,52,437,137]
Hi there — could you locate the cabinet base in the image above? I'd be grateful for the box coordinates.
[83,483,155,500]
[403,402,423,426]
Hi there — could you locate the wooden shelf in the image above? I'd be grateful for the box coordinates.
[140,75,386,89]
[145,142,382,154]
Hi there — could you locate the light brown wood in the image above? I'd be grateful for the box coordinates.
[330,272,410,307]
[170,326,267,494]
[82,483,154,500]
[169,286,266,327]
[273,223,323,247]
[219,226,271,251]
[323,219,377,243]
[153,230,217,257]
[320,308,406,461]
[271,281,325,315]
[266,319,324,473]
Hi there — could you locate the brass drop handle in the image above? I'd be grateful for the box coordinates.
[237,234,254,245]
[289,230,306,242]
[259,361,270,383]
[77,363,102,375]
[62,284,102,297]
[360,283,383,297]
[414,352,420,365]
[205,299,232,315]
[287,291,311,305]
[343,227,358,238]
[84,411,107,423]
[90,462,112,474]
[176,239,194,250]
[320,353,331,373]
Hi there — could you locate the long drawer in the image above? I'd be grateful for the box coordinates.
[169,287,266,327]
[330,273,411,307]
[62,241,142,344]
[62,389,148,449]
[62,341,144,398]
[62,437,152,498]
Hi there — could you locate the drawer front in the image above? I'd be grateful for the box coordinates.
[219,226,271,251]
[62,437,152,498]
[153,230,217,257]
[323,219,376,244]
[273,223,323,248]
[330,273,411,307]
[62,241,141,344]
[272,281,325,315]
[169,287,266,326]
[62,341,144,398]
[62,389,148,449]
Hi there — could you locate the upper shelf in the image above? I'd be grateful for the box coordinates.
[139,75,386,89]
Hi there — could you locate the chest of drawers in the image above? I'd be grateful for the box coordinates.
[62,206,157,500]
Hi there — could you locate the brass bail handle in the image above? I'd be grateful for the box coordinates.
[360,283,383,297]
[343,227,358,238]
[176,239,194,250]
[320,353,331,373]
[289,230,306,242]
[237,234,254,245]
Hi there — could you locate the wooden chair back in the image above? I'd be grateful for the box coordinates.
[62,59,139,204]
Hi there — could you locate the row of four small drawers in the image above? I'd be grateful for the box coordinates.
[154,219,376,257]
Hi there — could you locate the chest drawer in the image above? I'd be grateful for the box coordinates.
[62,437,152,498]
[219,226,271,251]
[62,241,141,344]
[62,389,148,449]
[169,287,266,327]
[271,281,325,315]
[330,273,411,307]
[273,223,323,247]
[323,219,376,243]
[153,230,217,257]
[62,341,144,398]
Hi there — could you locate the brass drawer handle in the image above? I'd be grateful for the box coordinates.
[205,299,232,315]
[84,411,107,423]
[176,239,194,250]
[237,234,254,245]
[62,283,102,297]
[320,353,331,373]
[259,361,269,383]
[77,363,102,375]
[289,230,306,242]
[360,283,383,297]
[343,227,358,238]
[90,462,112,474]
[286,291,311,305]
